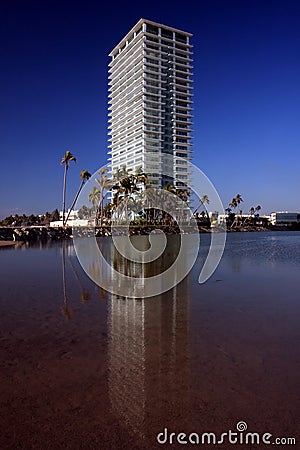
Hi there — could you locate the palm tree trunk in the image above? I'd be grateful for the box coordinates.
[99,188,104,227]
[193,200,203,215]
[65,180,84,224]
[62,166,67,227]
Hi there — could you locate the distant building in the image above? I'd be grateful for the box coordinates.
[50,210,89,227]
[270,212,300,226]
[59,210,78,221]
[208,211,225,226]
[108,18,193,190]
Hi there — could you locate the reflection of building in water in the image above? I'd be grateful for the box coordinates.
[107,273,190,441]
[108,298,146,438]
[109,234,184,297]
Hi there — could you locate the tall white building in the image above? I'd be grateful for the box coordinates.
[108,18,193,189]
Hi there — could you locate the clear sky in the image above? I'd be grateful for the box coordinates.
[0,0,299,218]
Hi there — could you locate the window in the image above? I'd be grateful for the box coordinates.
[161,39,173,47]
[145,132,158,139]
[145,118,160,124]
[146,35,158,43]
[145,102,160,109]
[175,33,187,44]
[161,29,173,39]
[175,42,187,50]
[145,57,159,65]
[146,73,159,80]
[145,94,159,102]
[145,65,159,73]
[145,81,160,89]
[146,24,158,35]
[146,140,160,147]
[146,43,158,50]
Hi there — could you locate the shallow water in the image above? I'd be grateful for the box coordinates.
[0,232,299,449]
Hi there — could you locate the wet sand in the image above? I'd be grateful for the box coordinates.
[0,240,16,246]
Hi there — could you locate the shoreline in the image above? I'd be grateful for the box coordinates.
[0,224,299,243]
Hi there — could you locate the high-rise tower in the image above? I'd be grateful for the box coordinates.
[108,18,192,189]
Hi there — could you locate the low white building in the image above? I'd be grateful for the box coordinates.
[270,212,300,226]
[50,219,89,228]
[50,210,89,227]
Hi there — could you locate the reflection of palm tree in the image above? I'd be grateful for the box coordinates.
[61,151,76,227]
[65,169,91,224]
[61,243,74,319]
[68,254,91,304]
[98,286,107,301]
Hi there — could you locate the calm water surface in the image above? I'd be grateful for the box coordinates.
[0,231,299,449]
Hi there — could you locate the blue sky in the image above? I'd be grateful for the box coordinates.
[0,0,299,218]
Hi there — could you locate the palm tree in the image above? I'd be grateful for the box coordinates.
[135,166,148,187]
[61,151,76,227]
[235,194,243,208]
[229,198,237,210]
[142,188,158,224]
[164,183,176,194]
[254,205,261,225]
[65,169,91,224]
[230,194,244,228]
[194,195,210,216]
[111,166,141,220]
[95,167,114,225]
[88,186,101,219]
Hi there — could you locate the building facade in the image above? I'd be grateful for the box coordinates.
[270,212,300,226]
[108,18,193,190]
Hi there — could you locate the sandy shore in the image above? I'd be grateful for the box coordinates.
[0,240,16,246]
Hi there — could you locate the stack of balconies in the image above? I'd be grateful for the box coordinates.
[108,19,193,189]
